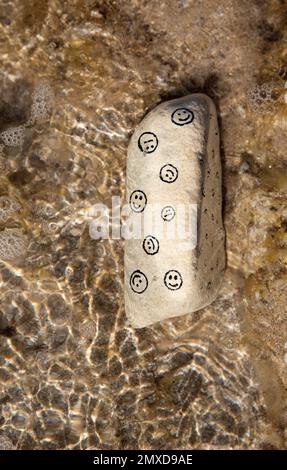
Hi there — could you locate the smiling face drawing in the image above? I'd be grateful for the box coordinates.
[138,132,158,154]
[129,190,147,213]
[143,235,159,255]
[171,108,194,126]
[130,270,148,294]
[164,270,183,290]
[159,164,178,183]
[161,205,176,222]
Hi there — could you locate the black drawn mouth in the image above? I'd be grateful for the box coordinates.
[133,203,141,209]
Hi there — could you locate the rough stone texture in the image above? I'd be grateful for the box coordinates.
[125,94,225,327]
[0,0,286,450]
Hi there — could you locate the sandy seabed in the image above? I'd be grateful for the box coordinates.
[0,0,287,450]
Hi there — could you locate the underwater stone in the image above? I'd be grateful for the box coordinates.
[125,94,226,328]
[0,125,25,147]
[0,435,14,450]
[0,228,28,261]
[0,196,21,223]
[30,81,54,123]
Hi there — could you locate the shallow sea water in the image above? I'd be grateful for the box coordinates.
[0,0,287,450]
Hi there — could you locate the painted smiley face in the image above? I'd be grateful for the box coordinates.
[130,270,148,294]
[164,270,183,290]
[161,205,176,222]
[138,132,158,154]
[143,235,159,255]
[159,164,178,183]
[171,108,194,126]
[129,190,147,213]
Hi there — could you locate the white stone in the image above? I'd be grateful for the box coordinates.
[125,94,226,328]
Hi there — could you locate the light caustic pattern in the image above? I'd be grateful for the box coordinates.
[0,0,286,451]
